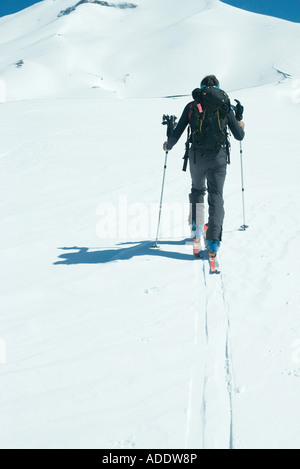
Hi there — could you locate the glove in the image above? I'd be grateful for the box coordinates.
[163,141,169,152]
[234,99,244,121]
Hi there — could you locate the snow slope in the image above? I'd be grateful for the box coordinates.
[0,0,300,100]
[1,0,300,450]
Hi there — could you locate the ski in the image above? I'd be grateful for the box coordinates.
[191,224,221,273]
[208,252,221,274]
[193,238,202,258]
[192,224,208,259]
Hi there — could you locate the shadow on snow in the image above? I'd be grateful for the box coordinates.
[53,239,194,265]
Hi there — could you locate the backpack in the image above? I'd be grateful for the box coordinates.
[182,86,231,171]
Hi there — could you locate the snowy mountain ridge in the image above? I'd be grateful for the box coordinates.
[0,0,300,100]
[57,0,138,17]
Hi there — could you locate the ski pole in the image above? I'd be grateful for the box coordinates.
[153,150,168,248]
[153,115,177,248]
[239,141,249,230]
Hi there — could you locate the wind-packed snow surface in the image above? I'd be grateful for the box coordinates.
[1,0,300,99]
[0,0,300,450]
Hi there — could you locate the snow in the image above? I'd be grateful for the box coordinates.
[1,0,300,100]
[0,0,300,450]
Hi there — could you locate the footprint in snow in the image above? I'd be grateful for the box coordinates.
[140,337,151,344]
[110,437,136,449]
[144,287,159,295]
[288,369,300,378]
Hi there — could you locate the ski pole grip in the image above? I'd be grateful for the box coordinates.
[162,114,177,137]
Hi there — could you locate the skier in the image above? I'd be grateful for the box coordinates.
[163,75,245,257]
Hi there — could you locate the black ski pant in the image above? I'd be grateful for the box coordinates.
[189,147,227,241]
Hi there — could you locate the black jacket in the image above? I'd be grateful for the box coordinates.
[167,102,245,151]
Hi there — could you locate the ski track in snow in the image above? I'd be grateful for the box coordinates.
[184,249,236,449]
[220,272,235,450]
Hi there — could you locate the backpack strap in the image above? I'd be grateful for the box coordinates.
[217,109,231,164]
[189,102,203,120]
[182,103,194,172]
[182,125,191,172]
[182,102,205,171]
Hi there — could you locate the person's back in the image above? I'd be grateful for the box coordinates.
[163,74,245,256]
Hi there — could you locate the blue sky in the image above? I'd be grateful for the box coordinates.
[0,1,42,17]
[221,0,300,23]
[0,0,300,22]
